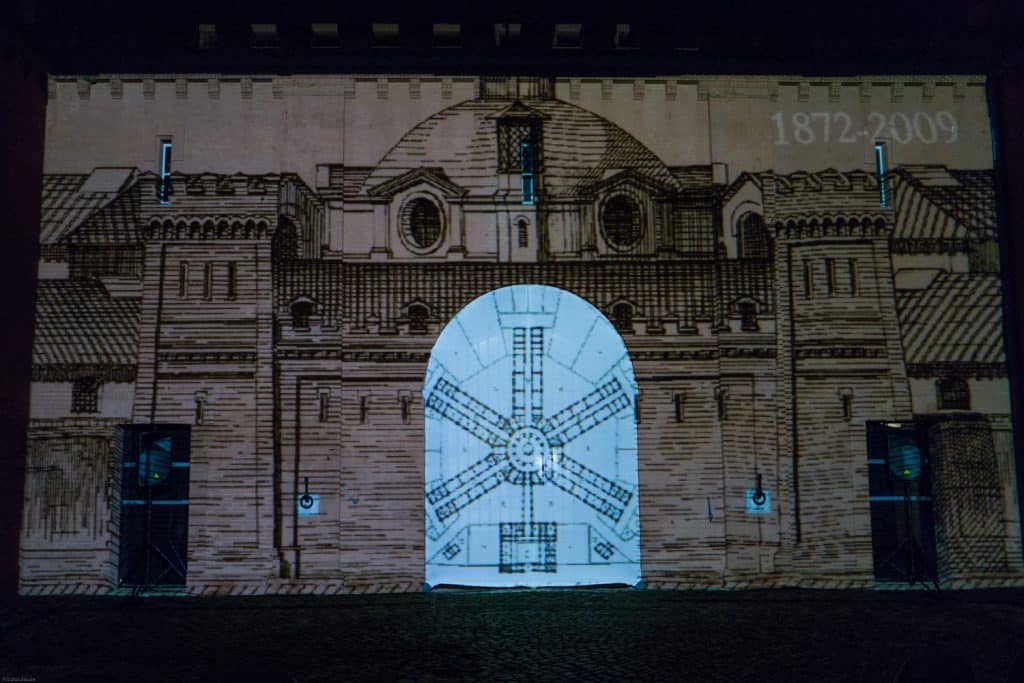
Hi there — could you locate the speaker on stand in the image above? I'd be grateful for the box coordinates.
[878,429,940,592]
[130,433,173,598]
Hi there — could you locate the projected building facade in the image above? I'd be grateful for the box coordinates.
[19,74,1023,593]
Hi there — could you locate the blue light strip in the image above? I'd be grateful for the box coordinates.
[874,142,887,207]
[159,141,172,204]
[521,141,535,205]
[123,462,190,468]
[868,495,932,502]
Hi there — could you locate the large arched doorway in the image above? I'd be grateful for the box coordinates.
[423,285,640,587]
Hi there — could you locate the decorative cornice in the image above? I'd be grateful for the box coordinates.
[341,350,431,363]
[144,215,275,242]
[277,348,344,360]
[720,347,776,359]
[579,168,679,198]
[32,364,136,383]
[795,346,887,360]
[46,75,987,103]
[152,171,273,197]
[365,167,468,199]
[157,351,257,363]
[890,238,973,254]
[906,362,1006,379]
[773,168,880,193]
[276,348,432,362]
[28,416,126,437]
[485,100,551,120]
[631,349,718,362]
[773,216,891,240]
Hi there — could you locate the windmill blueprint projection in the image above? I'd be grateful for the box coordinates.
[424,285,640,586]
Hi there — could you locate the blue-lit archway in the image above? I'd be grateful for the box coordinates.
[423,285,640,587]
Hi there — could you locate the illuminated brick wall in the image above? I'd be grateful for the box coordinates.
[19,74,1022,594]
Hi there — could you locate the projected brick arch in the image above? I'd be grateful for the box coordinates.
[423,284,641,587]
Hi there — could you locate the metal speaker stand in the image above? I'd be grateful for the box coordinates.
[877,479,940,593]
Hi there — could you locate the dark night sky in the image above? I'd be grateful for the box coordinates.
[7,0,1023,74]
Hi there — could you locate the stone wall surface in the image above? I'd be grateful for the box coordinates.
[19,73,1023,594]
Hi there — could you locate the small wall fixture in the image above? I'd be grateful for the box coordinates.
[297,476,319,516]
[746,473,771,514]
[839,388,854,421]
[875,141,888,207]
[521,141,535,205]
[715,387,728,420]
[158,139,172,204]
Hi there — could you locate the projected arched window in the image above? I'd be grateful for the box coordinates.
[517,218,529,248]
[737,212,772,259]
[611,302,634,333]
[289,298,315,330]
[423,284,641,587]
[407,302,429,334]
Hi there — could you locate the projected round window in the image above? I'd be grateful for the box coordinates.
[400,197,444,253]
[601,195,642,250]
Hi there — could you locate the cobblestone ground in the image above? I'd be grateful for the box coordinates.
[2,589,1024,682]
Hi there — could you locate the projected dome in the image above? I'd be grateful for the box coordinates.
[361,98,681,199]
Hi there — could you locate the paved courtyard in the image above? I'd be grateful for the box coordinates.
[2,589,1024,682]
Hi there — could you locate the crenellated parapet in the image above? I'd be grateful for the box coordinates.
[50,74,987,108]
[142,216,275,242]
[771,215,892,241]
[772,168,880,194]
[765,169,890,225]
[132,172,325,257]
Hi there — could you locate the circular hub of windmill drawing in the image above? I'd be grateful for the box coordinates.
[507,427,551,474]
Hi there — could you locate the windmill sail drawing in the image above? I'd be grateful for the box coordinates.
[424,285,641,587]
